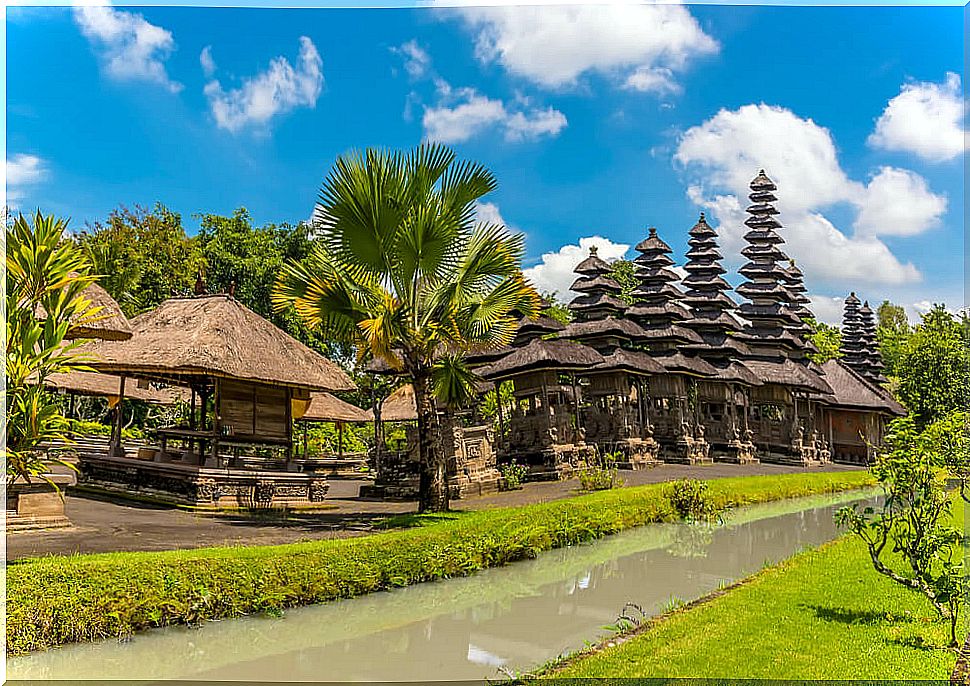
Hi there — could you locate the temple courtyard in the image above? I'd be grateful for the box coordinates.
[6,462,861,559]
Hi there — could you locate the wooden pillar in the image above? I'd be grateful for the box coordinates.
[209,377,222,466]
[302,420,309,459]
[111,375,127,457]
[337,421,344,457]
[494,381,506,453]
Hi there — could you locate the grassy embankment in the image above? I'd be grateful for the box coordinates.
[8,470,872,656]
[540,498,966,681]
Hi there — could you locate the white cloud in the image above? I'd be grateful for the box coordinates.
[807,294,845,326]
[675,103,943,288]
[422,83,566,144]
[447,3,717,95]
[73,5,181,92]
[854,167,947,237]
[393,40,431,80]
[474,201,505,226]
[200,45,216,78]
[524,236,629,299]
[204,37,323,133]
[6,153,49,203]
[623,66,681,96]
[868,73,966,163]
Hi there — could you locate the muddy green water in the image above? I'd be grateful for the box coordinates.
[7,488,879,684]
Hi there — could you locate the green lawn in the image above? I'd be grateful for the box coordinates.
[7,470,872,656]
[546,499,965,681]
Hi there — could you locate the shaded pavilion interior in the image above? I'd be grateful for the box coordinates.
[75,293,355,509]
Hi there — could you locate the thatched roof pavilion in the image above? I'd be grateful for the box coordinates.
[69,281,134,341]
[381,384,417,422]
[302,392,374,423]
[815,360,904,415]
[82,294,353,391]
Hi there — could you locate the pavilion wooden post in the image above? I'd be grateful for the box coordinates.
[337,421,344,457]
[209,377,222,467]
[111,375,127,457]
[302,421,309,459]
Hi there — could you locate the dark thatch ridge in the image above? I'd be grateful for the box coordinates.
[479,339,604,380]
[816,360,905,415]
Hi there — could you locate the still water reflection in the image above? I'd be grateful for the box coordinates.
[8,488,879,683]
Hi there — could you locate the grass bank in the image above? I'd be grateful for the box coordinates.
[8,470,872,656]
[542,498,965,681]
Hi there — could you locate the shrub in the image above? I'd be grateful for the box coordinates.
[665,479,723,524]
[500,460,528,490]
[578,452,624,492]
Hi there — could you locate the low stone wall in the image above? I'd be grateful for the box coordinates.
[77,454,330,510]
[6,474,74,532]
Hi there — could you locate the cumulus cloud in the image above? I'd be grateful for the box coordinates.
[854,167,947,237]
[422,83,566,144]
[524,236,629,300]
[204,37,323,133]
[807,294,845,326]
[200,45,216,78]
[445,3,717,95]
[6,153,49,203]
[393,40,431,79]
[868,72,966,163]
[675,103,946,288]
[73,4,181,92]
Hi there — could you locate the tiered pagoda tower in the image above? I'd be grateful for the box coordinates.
[839,293,868,374]
[560,247,661,467]
[735,171,808,359]
[628,227,712,463]
[735,170,830,465]
[858,301,887,384]
[680,213,758,463]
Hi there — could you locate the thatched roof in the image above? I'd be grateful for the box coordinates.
[302,392,374,423]
[43,371,188,404]
[558,317,648,341]
[81,294,355,392]
[743,359,833,394]
[35,278,133,341]
[381,384,417,421]
[479,339,604,380]
[817,360,905,415]
[657,352,717,377]
[591,349,665,375]
[68,281,134,341]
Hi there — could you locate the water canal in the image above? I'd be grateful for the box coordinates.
[8,488,879,683]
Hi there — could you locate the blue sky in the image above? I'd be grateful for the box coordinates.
[6,2,965,323]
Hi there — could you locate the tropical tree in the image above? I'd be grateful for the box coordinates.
[5,212,99,484]
[74,203,202,315]
[608,259,638,304]
[539,291,573,325]
[876,300,909,377]
[895,305,970,428]
[837,414,967,647]
[273,144,539,512]
[806,318,842,364]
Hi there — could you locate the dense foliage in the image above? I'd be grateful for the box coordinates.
[7,471,872,655]
[806,318,843,364]
[894,305,970,428]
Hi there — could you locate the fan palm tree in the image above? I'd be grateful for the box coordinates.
[273,143,539,512]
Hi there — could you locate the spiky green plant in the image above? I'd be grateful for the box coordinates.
[273,143,539,512]
[5,212,100,485]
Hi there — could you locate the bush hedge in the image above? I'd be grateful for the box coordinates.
[7,470,873,656]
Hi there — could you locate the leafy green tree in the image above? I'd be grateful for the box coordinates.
[876,300,909,377]
[896,305,970,428]
[539,291,573,325]
[273,144,539,512]
[75,204,202,315]
[5,212,99,484]
[609,258,637,304]
[837,414,967,646]
[806,318,842,364]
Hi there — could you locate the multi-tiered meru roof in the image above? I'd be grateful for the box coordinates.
[839,293,867,374]
[858,301,888,384]
[734,170,811,359]
[627,227,714,376]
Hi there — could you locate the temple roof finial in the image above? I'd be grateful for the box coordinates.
[648,227,657,237]
[589,245,598,256]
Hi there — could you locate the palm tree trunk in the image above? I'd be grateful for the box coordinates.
[414,372,449,512]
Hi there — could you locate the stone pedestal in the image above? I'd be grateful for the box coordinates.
[612,436,662,470]
[6,474,74,532]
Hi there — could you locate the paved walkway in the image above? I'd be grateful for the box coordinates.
[6,462,862,560]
